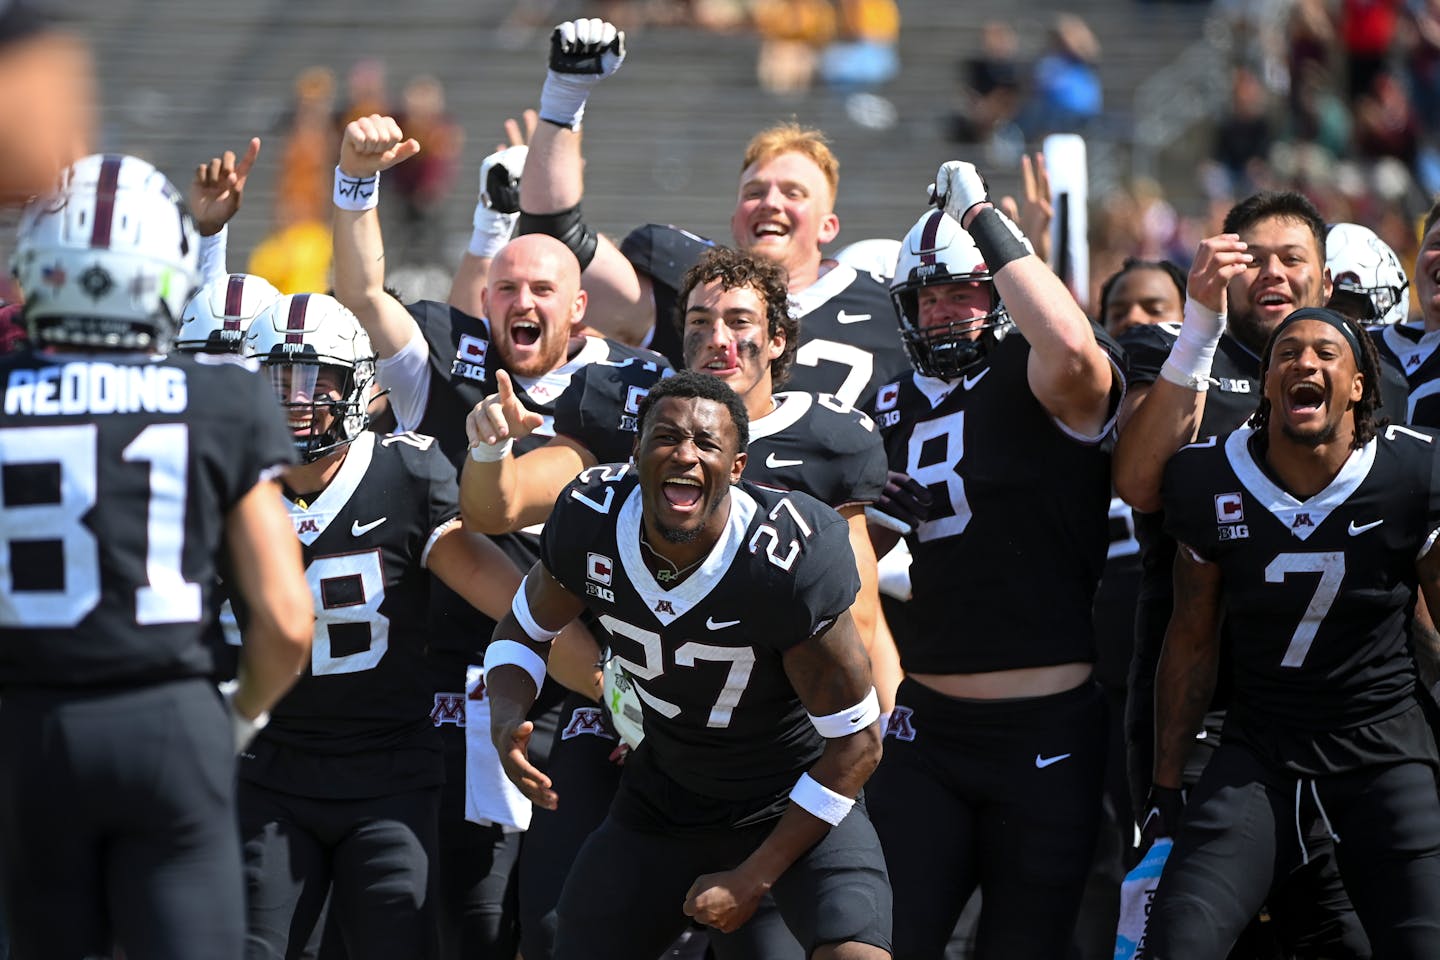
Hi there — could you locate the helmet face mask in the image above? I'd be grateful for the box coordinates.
[1325,222,1410,326]
[246,293,377,463]
[890,209,1013,379]
[177,274,282,354]
[10,154,199,353]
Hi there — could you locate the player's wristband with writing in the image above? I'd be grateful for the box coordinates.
[790,772,855,826]
[333,166,379,212]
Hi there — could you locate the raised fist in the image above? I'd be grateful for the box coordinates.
[931,160,990,225]
[549,18,626,77]
[339,114,420,179]
[480,144,528,215]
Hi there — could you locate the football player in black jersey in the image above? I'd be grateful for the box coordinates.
[1377,203,1440,427]
[462,246,892,960]
[330,114,629,959]
[485,371,890,960]
[1148,307,1440,958]
[0,155,313,959]
[234,293,574,959]
[511,18,911,409]
[1114,193,1384,956]
[865,162,1123,959]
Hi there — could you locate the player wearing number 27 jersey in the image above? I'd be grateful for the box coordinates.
[483,373,890,960]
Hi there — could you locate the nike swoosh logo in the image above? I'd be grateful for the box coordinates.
[705,617,741,630]
[765,453,803,469]
[1034,753,1071,769]
[351,517,388,536]
[1348,519,1383,536]
[962,368,990,391]
[837,311,871,324]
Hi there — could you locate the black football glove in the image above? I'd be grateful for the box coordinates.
[1139,784,1185,851]
[874,471,934,533]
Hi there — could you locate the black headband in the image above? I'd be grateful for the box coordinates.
[1268,306,1365,367]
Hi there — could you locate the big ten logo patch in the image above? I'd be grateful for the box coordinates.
[621,384,648,432]
[875,382,902,428]
[452,334,489,382]
[431,691,466,726]
[561,706,614,740]
[586,552,616,602]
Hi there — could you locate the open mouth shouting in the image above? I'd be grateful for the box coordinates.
[661,475,704,513]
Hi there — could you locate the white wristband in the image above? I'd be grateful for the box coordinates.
[469,205,518,259]
[1158,296,1225,391]
[333,166,379,211]
[483,639,548,692]
[789,772,855,826]
[539,72,594,129]
[469,437,513,463]
[808,687,880,738]
[512,577,561,642]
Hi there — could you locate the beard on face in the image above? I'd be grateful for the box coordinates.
[1227,306,1271,355]
[1280,417,1340,448]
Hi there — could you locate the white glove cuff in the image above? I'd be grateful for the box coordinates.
[222,685,269,754]
[333,166,379,211]
[539,72,595,129]
[1158,297,1225,392]
[468,206,518,259]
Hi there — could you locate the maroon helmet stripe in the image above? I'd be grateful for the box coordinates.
[285,293,310,345]
[223,275,246,332]
[919,209,945,266]
[89,155,124,249]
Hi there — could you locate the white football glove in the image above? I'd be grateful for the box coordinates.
[221,681,269,755]
[469,144,527,258]
[539,19,627,129]
[929,160,990,224]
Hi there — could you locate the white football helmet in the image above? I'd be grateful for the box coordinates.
[10,153,199,352]
[246,293,377,462]
[890,209,1015,379]
[177,273,282,354]
[1325,222,1409,326]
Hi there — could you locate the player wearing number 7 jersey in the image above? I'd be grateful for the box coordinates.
[1149,306,1440,957]
[485,371,891,959]
[866,164,1124,958]
[0,154,314,959]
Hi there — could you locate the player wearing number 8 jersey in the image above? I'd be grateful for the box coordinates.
[485,371,891,959]
[0,154,313,959]
[232,293,544,959]
[1148,307,1440,957]
[866,164,1124,958]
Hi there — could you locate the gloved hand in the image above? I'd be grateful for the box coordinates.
[480,144,527,215]
[221,682,269,755]
[1139,784,1185,852]
[539,18,627,129]
[873,471,933,534]
[929,160,991,225]
[468,144,528,258]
